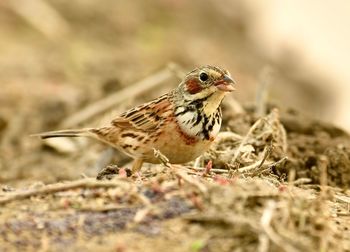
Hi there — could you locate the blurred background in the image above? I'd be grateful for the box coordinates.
[1,0,349,184]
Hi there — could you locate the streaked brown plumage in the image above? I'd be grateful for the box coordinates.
[34,65,236,173]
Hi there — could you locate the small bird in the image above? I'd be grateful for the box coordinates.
[35,66,236,173]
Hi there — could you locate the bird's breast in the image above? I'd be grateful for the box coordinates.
[175,108,222,141]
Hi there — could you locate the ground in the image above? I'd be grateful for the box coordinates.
[0,1,349,251]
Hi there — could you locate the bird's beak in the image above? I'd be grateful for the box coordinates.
[214,75,236,92]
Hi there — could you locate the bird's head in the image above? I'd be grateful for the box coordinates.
[172,66,236,139]
[179,65,235,101]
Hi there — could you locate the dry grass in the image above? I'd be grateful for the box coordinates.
[1,107,349,251]
[0,2,349,251]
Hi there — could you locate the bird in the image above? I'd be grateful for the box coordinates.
[34,65,236,173]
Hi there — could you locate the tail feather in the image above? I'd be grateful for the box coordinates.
[31,129,92,139]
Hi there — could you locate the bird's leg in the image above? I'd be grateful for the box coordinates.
[131,158,144,174]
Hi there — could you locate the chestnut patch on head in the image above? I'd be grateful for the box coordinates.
[186,78,203,94]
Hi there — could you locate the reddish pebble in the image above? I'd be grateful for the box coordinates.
[118,168,127,178]
[214,175,231,185]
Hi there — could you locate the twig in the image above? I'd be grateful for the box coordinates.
[257,144,273,170]
[152,149,208,194]
[61,64,178,127]
[236,156,287,176]
[7,0,70,40]
[256,66,273,117]
[319,155,329,193]
[210,131,243,152]
[133,208,152,223]
[258,233,270,252]
[183,213,259,232]
[299,184,342,192]
[279,121,288,153]
[153,148,170,167]
[236,160,264,173]
[193,157,201,169]
[261,201,299,252]
[189,167,229,174]
[217,131,243,140]
[318,155,331,252]
[0,178,130,205]
[79,204,132,212]
[268,157,288,169]
[290,178,311,186]
[173,167,208,194]
[334,194,350,204]
[336,212,350,216]
[230,118,265,165]
[131,181,154,224]
[256,157,288,177]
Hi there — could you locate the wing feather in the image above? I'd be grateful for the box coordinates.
[111,94,171,132]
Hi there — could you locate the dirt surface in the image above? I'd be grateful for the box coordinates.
[0,1,350,251]
[1,107,350,251]
[224,107,350,188]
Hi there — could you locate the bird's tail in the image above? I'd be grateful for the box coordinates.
[31,128,93,139]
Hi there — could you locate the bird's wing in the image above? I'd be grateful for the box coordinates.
[111,94,171,132]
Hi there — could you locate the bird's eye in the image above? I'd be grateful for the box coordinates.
[199,72,209,82]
